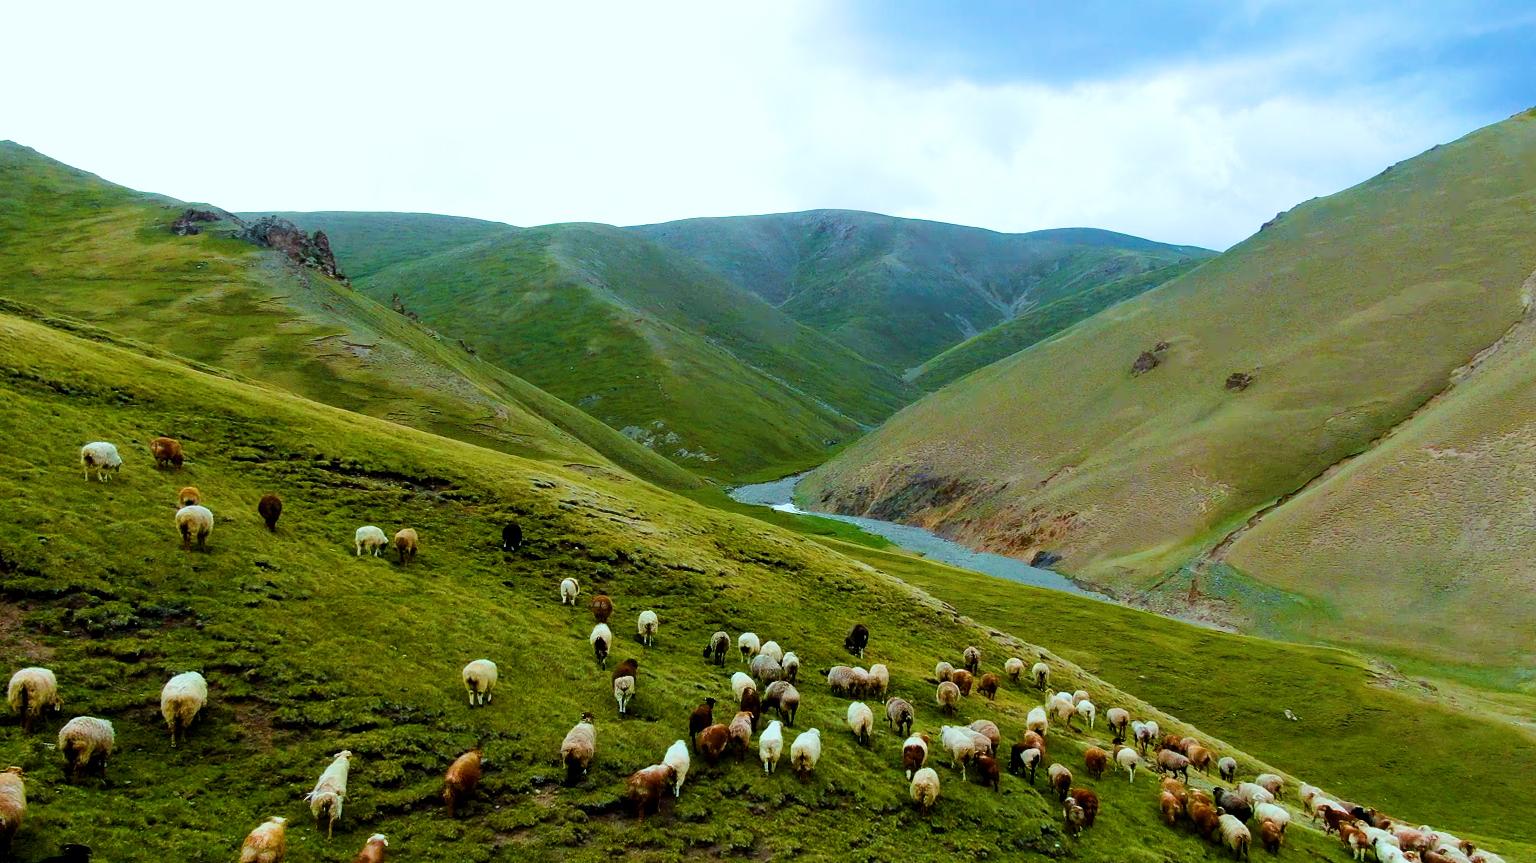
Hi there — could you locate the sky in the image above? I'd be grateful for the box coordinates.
[2,1,1532,249]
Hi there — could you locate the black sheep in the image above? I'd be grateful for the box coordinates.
[844,623,869,658]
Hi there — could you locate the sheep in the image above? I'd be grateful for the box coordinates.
[57,716,113,783]
[738,632,760,663]
[393,528,418,565]
[304,750,352,838]
[1213,787,1254,824]
[886,697,914,737]
[697,723,731,764]
[1050,692,1077,729]
[355,526,388,557]
[1031,661,1050,690]
[1394,826,1438,854]
[560,713,597,784]
[758,640,784,664]
[1238,781,1275,806]
[1076,699,1098,730]
[7,667,61,733]
[1083,746,1107,779]
[1064,796,1087,837]
[967,720,1000,755]
[0,766,23,859]
[704,631,729,666]
[160,671,207,746]
[827,665,859,697]
[759,721,784,774]
[731,672,757,702]
[1160,789,1183,825]
[239,816,287,863]
[1299,783,1322,810]
[936,680,960,714]
[750,653,783,684]
[590,623,613,668]
[1219,756,1238,783]
[462,659,498,706]
[1026,706,1049,736]
[150,436,183,469]
[1135,719,1160,753]
[740,685,761,726]
[1187,743,1213,773]
[559,577,580,605]
[442,749,482,818]
[1157,751,1190,783]
[175,504,213,550]
[663,739,690,795]
[1219,813,1252,860]
[1254,773,1283,799]
[79,442,122,482]
[1258,818,1283,854]
[977,673,1000,701]
[178,486,201,507]
[846,702,874,746]
[1188,794,1221,839]
[1021,730,1046,761]
[728,711,754,760]
[940,725,981,779]
[1106,706,1130,738]
[781,651,800,684]
[612,658,637,715]
[849,666,872,696]
[949,669,974,696]
[790,728,821,778]
[625,764,675,822]
[867,663,890,702]
[934,661,954,682]
[962,645,981,673]
[1048,763,1073,801]
[902,733,929,779]
[1011,745,1042,783]
[688,698,716,749]
[500,521,522,552]
[1069,788,1099,827]
[1116,745,1142,782]
[1469,851,1507,863]
[766,682,799,726]
[1004,656,1024,682]
[975,753,1001,791]
[353,833,388,863]
[910,766,940,814]
[257,493,282,531]
[1253,802,1289,834]
[844,623,869,658]
[635,610,658,646]
[590,594,613,623]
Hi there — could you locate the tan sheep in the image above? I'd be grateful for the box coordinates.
[462,659,498,706]
[175,504,214,550]
[305,750,353,838]
[560,712,597,784]
[393,528,418,564]
[0,766,24,858]
[239,816,288,863]
[159,671,207,746]
[7,667,61,733]
[58,716,114,784]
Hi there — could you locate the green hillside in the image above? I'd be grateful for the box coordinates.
[804,109,1536,670]
[247,211,516,279]
[358,224,915,481]
[632,211,1214,371]
[1,301,1531,861]
[911,259,1206,390]
[0,142,697,491]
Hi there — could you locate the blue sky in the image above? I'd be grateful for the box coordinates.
[2,1,1530,249]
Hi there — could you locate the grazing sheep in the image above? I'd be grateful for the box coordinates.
[731,672,757,702]
[1219,813,1252,860]
[967,720,1000,755]
[442,750,483,818]
[1011,745,1042,783]
[781,651,800,684]
[704,631,729,666]
[636,610,658,646]
[559,577,580,605]
[1106,706,1130,738]
[1254,773,1284,799]
[178,486,201,507]
[940,725,981,779]
[728,711,754,760]
[625,764,676,822]
[886,697,914,737]
[740,686,761,725]
[159,671,207,746]
[688,698,716,749]
[1187,744,1213,773]
[910,766,940,814]
[738,632,760,663]
[846,702,874,746]
[750,653,783,684]
[501,522,523,552]
[1069,788,1099,827]
[1238,782,1275,806]
[79,442,122,482]
[1027,706,1049,736]
[962,646,981,673]
[844,623,869,658]
[663,739,690,795]
[978,673,1000,700]
[934,661,955,682]
[1064,796,1087,838]
[902,733,929,779]
[1031,661,1050,690]
[1213,787,1254,824]
[850,666,872,696]
[949,669,974,697]
[867,663,890,702]
[175,504,214,550]
[1076,699,1097,730]
[7,667,61,733]
[1083,746,1107,779]
[612,659,638,716]
[759,721,784,774]
[1022,730,1046,761]
[239,816,287,863]
[590,594,613,623]
[975,754,1001,791]
[758,640,784,664]
[590,623,612,668]
[1188,795,1221,839]
[936,680,960,714]
[1048,763,1073,801]
[1072,689,1090,704]
[697,726,730,767]
[355,526,388,557]
[1004,657,1024,682]
[767,682,799,726]
[462,659,498,706]
[150,436,183,469]
[826,666,858,697]
[353,833,388,863]
[1259,819,1283,854]
[0,766,24,859]
[304,750,352,839]
[58,717,113,783]
[1254,802,1289,834]
[1050,692,1077,729]
[1116,745,1142,782]
[1299,783,1322,810]
[560,713,597,784]
[790,728,821,778]
[1157,749,1190,781]
[1160,789,1183,825]
[257,493,282,531]
[1219,756,1237,783]
[393,528,418,564]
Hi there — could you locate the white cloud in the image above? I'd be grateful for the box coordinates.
[0,1,1495,248]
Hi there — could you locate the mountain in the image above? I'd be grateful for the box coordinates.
[631,210,1215,372]
[0,142,698,490]
[803,109,1536,670]
[352,222,916,480]
[247,211,516,279]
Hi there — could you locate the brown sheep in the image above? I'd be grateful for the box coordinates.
[697,724,730,765]
[1160,789,1182,825]
[626,764,675,822]
[1049,763,1072,801]
[1161,776,1188,803]
[258,493,282,532]
[1187,744,1213,773]
[1023,730,1046,761]
[740,686,761,725]
[1188,795,1221,839]
[0,766,23,858]
[1259,818,1283,854]
[1069,788,1099,828]
[974,754,1000,791]
[239,816,287,863]
[590,595,614,624]
[1157,748,1190,781]
[352,833,388,863]
[442,749,482,818]
[936,681,960,714]
[1162,733,1187,754]
[728,712,754,761]
[1179,735,1200,753]
[1083,746,1108,779]
[688,698,716,749]
[1064,796,1087,837]
[902,734,929,779]
[977,673,1000,700]
[393,528,418,565]
[178,486,201,508]
[150,436,183,469]
[949,669,974,696]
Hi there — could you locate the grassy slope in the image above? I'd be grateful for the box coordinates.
[245,211,516,279]
[358,224,915,481]
[632,211,1214,371]
[911,259,1207,390]
[0,304,1386,863]
[804,111,1536,668]
[0,142,697,492]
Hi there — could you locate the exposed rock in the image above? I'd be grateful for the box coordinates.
[1131,351,1160,375]
[1225,371,1255,391]
[1154,340,1170,352]
[1030,550,1062,568]
[170,208,221,236]
[238,216,346,281]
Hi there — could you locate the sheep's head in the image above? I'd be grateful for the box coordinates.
[368,834,388,846]
[580,711,595,724]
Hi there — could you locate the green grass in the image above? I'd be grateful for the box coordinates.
[244,211,516,280]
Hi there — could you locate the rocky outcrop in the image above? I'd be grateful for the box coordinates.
[170,208,222,236]
[1224,372,1254,391]
[1131,341,1171,376]
[238,217,347,281]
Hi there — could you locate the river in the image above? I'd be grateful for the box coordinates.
[730,472,1113,602]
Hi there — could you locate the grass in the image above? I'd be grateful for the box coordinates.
[245,211,517,279]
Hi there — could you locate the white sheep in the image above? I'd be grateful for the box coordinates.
[664,739,690,796]
[1106,706,1130,736]
[636,610,658,646]
[1254,802,1290,833]
[462,659,498,706]
[738,632,760,663]
[759,640,784,664]
[759,720,784,774]
[355,525,388,557]
[590,623,613,668]
[1004,657,1024,682]
[613,663,636,716]
[781,651,800,684]
[1027,706,1049,736]
[57,716,114,783]
[304,750,352,838]
[731,672,757,702]
[1219,755,1238,782]
[1254,772,1284,798]
[559,577,580,604]
[940,725,981,779]
[175,504,214,550]
[750,652,784,684]
[867,663,890,702]
[160,671,207,745]
[1238,781,1276,806]
[790,728,821,778]
[1218,813,1251,859]
[845,702,874,746]
[910,766,940,814]
[7,667,60,733]
[1116,746,1142,782]
[1076,699,1097,730]
[79,442,122,481]
[560,713,597,782]
[934,661,954,682]
[1031,661,1050,689]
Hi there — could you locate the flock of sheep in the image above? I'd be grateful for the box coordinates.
[0,439,1513,862]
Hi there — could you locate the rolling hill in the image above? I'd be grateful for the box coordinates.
[803,108,1536,670]
[247,211,517,280]
[631,210,1215,372]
